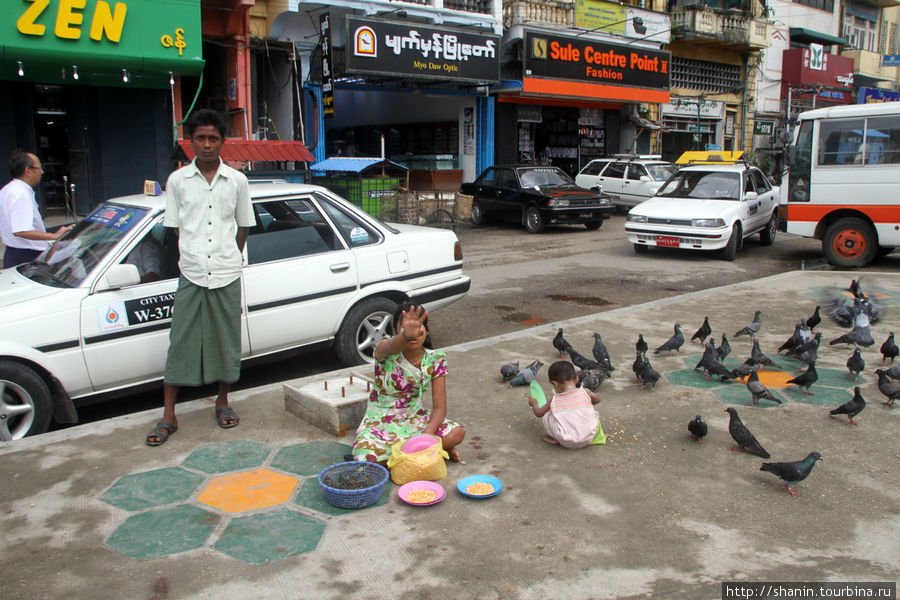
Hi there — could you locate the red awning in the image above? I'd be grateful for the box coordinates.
[176,139,315,163]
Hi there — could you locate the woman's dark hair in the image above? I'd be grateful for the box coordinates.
[185,109,228,139]
[548,360,576,383]
[9,149,34,178]
[392,302,429,332]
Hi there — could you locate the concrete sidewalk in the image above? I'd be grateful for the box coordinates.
[2,271,898,600]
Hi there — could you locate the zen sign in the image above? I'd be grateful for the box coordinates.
[753,120,775,136]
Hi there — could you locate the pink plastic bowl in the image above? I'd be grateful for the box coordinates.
[400,434,439,453]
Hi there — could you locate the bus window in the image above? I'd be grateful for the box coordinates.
[864,116,900,164]
[818,119,864,165]
[788,120,813,202]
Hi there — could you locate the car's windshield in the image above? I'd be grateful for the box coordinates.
[647,164,676,181]
[518,168,572,188]
[657,171,741,200]
[19,204,149,288]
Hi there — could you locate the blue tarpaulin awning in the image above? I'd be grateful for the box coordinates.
[310,157,409,173]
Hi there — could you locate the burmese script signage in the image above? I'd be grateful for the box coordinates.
[346,17,500,83]
[523,30,669,90]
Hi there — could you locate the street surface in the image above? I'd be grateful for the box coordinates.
[66,212,899,428]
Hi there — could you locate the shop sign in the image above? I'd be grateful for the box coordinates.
[574,0,671,44]
[859,86,900,103]
[882,55,900,67]
[345,17,500,83]
[523,31,669,90]
[3,0,203,81]
[662,97,724,118]
[320,13,335,119]
[754,120,775,136]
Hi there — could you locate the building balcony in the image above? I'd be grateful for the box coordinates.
[841,48,899,86]
[502,0,574,27]
[671,3,768,50]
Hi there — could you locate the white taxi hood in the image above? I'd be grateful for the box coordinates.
[0,267,64,307]
[632,196,738,220]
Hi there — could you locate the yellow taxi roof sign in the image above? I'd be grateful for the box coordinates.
[675,151,744,164]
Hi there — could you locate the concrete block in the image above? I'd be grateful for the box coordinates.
[283,371,373,437]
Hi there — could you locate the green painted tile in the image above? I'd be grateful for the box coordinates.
[715,383,787,408]
[664,368,736,390]
[183,440,273,474]
[294,478,390,516]
[100,467,205,511]
[105,504,219,559]
[781,385,852,407]
[271,441,352,477]
[214,508,325,564]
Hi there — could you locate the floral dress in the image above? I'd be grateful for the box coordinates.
[352,349,460,463]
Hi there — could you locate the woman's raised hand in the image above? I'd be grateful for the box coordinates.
[399,305,428,341]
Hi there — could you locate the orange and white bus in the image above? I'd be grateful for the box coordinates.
[781,102,900,267]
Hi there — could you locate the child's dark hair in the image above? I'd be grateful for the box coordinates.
[185,109,228,139]
[392,302,429,332]
[548,360,576,383]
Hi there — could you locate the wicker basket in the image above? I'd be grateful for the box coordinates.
[317,461,389,509]
[454,193,473,221]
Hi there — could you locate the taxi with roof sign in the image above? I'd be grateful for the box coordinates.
[0,181,470,440]
[624,151,780,260]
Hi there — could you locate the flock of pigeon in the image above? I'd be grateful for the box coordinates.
[499,279,897,498]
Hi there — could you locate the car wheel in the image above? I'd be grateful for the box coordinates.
[0,361,52,441]
[334,297,399,366]
[524,206,546,234]
[720,224,740,261]
[584,221,602,231]
[823,217,877,268]
[470,199,487,226]
[759,212,777,246]
[633,243,648,254]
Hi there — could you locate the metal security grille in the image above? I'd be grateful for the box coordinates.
[670,57,741,93]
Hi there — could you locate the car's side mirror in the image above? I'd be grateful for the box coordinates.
[639,175,650,182]
[98,263,141,290]
[591,185,602,192]
[744,191,759,202]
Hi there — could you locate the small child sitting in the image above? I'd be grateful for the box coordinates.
[528,360,601,448]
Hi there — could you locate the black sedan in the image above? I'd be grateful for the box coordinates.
[460,165,615,233]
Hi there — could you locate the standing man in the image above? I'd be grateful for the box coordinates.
[146,110,255,446]
[0,150,73,268]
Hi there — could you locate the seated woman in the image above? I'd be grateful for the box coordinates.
[351,302,465,465]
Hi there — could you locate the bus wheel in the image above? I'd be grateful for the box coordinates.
[823,217,877,268]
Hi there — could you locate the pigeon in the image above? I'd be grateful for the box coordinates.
[591,333,614,371]
[729,362,757,380]
[639,359,660,391]
[725,407,771,458]
[885,364,900,380]
[760,452,822,497]
[694,338,718,371]
[705,359,736,382]
[508,360,544,386]
[500,361,520,382]
[746,369,781,405]
[654,323,684,355]
[846,347,865,379]
[734,310,762,338]
[632,351,646,383]
[790,332,822,367]
[826,290,881,328]
[567,347,607,373]
[750,337,781,370]
[690,316,711,345]
[805,305,821,331]
[688,415,708,443]
[778,321,805,354]
[716,333,731,362]
[880,332,898,365]
[578,370,603,391]
[830,386,866,425]
[786,363,818,395]
[635,333,648,356]
[829,317,874,348]
[874,368,900,405]
[552,328,572,359]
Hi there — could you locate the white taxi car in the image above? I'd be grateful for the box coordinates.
[624,153,779,260]
[575,155,675,208]
[0,181,470,440]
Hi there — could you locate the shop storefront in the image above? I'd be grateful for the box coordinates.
[781,46,854,115]
[0,0,204,214]
[495,14,671,176]
[304,14,500,188]
[660,97,728,160]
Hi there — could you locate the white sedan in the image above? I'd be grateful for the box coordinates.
[0,182,470,440]
[624,162,779,260]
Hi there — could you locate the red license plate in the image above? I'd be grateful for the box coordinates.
[656,236,680,247]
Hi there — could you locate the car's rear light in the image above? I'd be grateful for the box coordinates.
[454,241,463,261]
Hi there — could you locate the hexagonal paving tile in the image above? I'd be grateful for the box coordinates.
[294,477,391,516]
[100,467,205,511]
[182,440,273,474]
[214,508,325,564]
[197,468,299,513]
[271,440,352,477]
[105,504,220,559]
